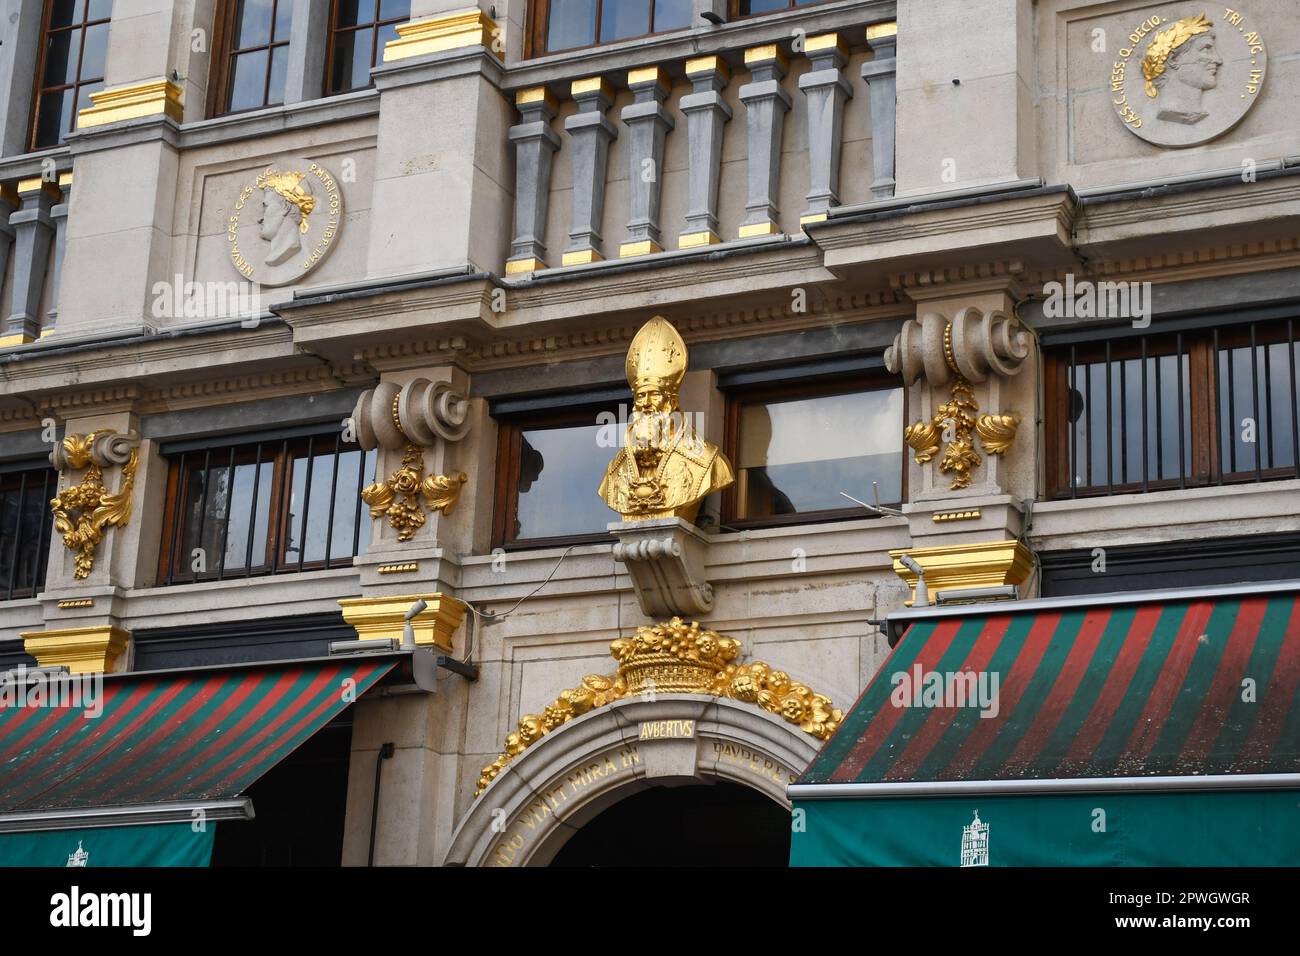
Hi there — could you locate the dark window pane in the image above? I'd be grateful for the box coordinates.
[514,420,616,539]
[87,0,113,21]
[222,461,273,571]
[233,0,275,48]
[73,80,104,118]
[267,44,289,105]
[654,0,692,31]
[34,89,74,147]
[42,28,79,88]
[330,27,373,93]
[180,465,229,575]
[0,488,19,589]
[740,0,788,13]
[376,21,400,60]
[547,0,597,51]
[273,0,294,42]
[80,22,109,80]
[48,0,83,30]
[379,0,410,20]
[736,389,903,517]
[600,1,650,42]
[227,49,270,111]
[335,0,366,28]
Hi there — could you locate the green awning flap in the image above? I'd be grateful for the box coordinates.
[0,654,401,866]
[790,581,1300,866]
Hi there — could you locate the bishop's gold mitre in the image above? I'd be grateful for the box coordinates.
[625,316,688,394]
[598,317,735,523]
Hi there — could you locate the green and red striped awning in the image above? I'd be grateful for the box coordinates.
[0,656,395,816]
[790,581,1300,866]
[800,584,1300,785]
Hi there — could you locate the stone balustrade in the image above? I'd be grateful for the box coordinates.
[0,167,72,347]
[504,22,898,275]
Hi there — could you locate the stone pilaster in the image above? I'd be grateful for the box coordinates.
[737,45,791,239]
[3,179,58,344]
[0,186,17,345]
[0,0,43,156]
[619,67,674,258]
[861,23,898,199]
[562,78,618,267]
[799,33,853,224]
[44,173,73,333]
[678,57,731,249]
[506,88,560,275]
[284,0,332,103]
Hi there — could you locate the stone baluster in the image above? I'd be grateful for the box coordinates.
[799,33,853,224]
[562,77,618,267]
[678,57,731,249]
[506,88,560,274]
[3,178,58,345]
[619,67,674,258]
[45,172,73,333]
[862,22,898,200]
[738,45,791,239]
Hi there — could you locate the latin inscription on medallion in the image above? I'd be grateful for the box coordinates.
[1110,7,1266,148]
[227,159,344,286]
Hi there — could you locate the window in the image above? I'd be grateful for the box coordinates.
[327,0,410,94]
[158,428,377,585]
[724,375,905,526]
[732,0,836,17]
[493,402,623,548]
[1044,315,1300,497]
[528,0,692,56]
[0,462,56,601]
[30,0,112,149]
[214,0,294,115]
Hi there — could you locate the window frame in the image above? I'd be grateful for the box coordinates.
[209,0,295,118]
[1042,313,1300,498]
[156,426,374,586]
[525,0,694,59]
[492,400,622,551]
[727,0,839,23]
[0,459,56,602]
[721,370,908,531]
[29,0,112,150]
[324,0,410,96]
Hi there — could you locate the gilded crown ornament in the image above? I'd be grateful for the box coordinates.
[474,618,843,796]
[598,317,734,523]
[49,430,141,579]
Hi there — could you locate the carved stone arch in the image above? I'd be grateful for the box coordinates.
[444,695,819,867]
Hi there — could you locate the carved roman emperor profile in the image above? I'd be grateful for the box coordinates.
[1110,6,1267,149]
[256,169,316,266]
[227,158,344,286]
[1142,13,1222,125]
[598,317,734,523]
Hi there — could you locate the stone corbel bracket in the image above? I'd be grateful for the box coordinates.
[350,378,472,540]
[885,307,1030,490]
[350,378,471,451]
[610,517,714,618]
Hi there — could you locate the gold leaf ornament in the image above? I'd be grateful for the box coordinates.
[361,444,469,541]
[49,430,141,579]
[475,618,843,796]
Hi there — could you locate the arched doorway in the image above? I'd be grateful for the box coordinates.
[549,781,790,867]
[444,695,820,867]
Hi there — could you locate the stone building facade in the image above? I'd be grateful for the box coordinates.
[0,0,1297,866]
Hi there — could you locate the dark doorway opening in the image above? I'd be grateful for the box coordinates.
[210,713,353,866]
[549,781,791,867]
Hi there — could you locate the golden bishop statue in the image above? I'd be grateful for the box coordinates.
[598,317,734,522]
